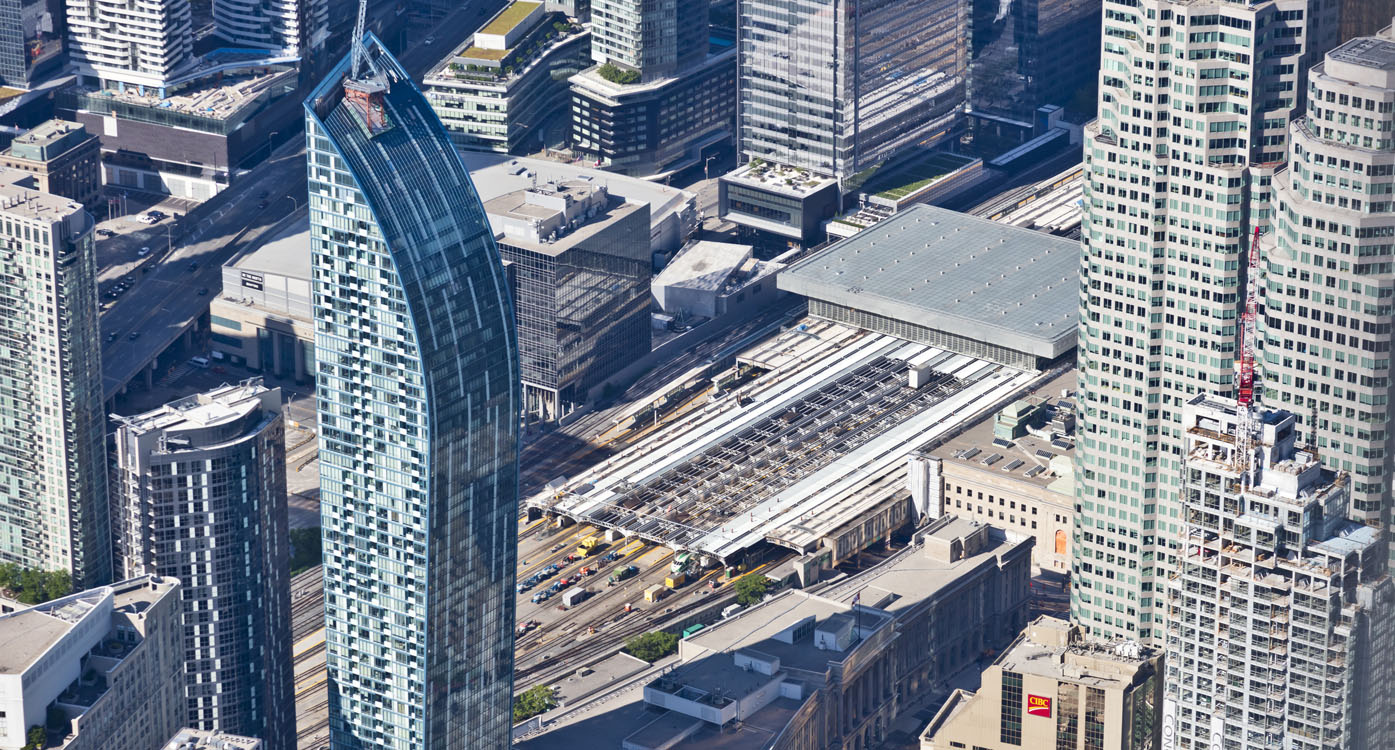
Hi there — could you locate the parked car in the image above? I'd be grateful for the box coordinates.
[96,228,115,237]
[106,332,118,342]
[137,247,151,257]
[127,331,140,340]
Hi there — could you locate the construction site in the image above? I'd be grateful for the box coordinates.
[529,318,1053,573]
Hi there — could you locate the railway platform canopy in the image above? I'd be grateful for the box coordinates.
[529,319,1044,565]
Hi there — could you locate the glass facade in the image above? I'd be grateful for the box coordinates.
[0,193,108,589]
[0,0,62,88]
[968,0,1099,145]
[738,0,967,181]
[305,34,520,750]
[499,218,650,420]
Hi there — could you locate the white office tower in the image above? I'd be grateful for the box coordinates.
[66,0,193,92]
[1264,28,1395,564]
[0,179,108,589]
[1164,395,1395,750]
[213,0,328,56]
[1073,0,1338,644]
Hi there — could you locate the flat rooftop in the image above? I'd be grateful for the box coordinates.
[681,591,891,676]
[817,518,1031,619]
[778,204,1078,360]
[653,241,752,293]
[231,217,311,279]
[0,181,86,222]
[540,319,1041,560]
[480,1,541,35]
[458,150,693,230]
[722,161,836,197]
[1330,36,1395,70]
[928,369,1077,492]
[483,184,646,256]
[865,152,977,201]
[161,728,263,750]
[122,381,270,435]
[72,65,296,119]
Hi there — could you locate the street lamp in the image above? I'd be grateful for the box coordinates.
[705,155,718,181]
[267,130,279,160]
[286,194,300,212]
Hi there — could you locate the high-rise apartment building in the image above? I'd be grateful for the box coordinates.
[110,381,293,749]
[570,0,735,176]
[1264,29,1395,565]
[66,0,193,91]
[1164,395,1395,750]
[305,32,521,750]
[1073,0,1338,644]
[589,0,705,81]
[0,0,64,88]
[0,179,108,589]
[212,0,327,56]
[719,0,967,244]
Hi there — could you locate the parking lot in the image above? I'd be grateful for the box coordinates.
[93,193,201,305]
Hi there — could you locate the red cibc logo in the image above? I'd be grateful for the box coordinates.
[1026,694,1052,718]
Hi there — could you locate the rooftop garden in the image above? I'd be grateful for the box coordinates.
[443,18,581,81]
[744,157,827,190]
[870,153,976,200]
[597,62,640,85]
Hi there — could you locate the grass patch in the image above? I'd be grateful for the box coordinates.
[480,1,542,36]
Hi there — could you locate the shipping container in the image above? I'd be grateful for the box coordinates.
[644,585,665,602]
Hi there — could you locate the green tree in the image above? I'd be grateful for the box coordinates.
[289,527,322,576]
[733,575,772,607]
[597,62,640,85]
[513,684,558,723]
[22,725,44,750]
[624,630,679,662]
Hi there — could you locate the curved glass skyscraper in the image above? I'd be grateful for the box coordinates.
[304,33,520,750]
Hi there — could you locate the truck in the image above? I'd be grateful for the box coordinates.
[644,585,665,603]
[576,535,602,557]
[609,565,638,584]
[562,588,589,607]
[665,572,686,589]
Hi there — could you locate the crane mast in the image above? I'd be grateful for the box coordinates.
[350,0,368,80]
[1235,227,1262,483]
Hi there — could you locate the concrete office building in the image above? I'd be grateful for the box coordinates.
[0,180,108,589]
[1164,396,1395,750]
[1074,0,1339,644]
[570,0,735,176]
[0,576,183,750]
[517,516,1031,750]
[306,33,520,749]
[1264,30,1395,563]
[487,180,650,421]
[110,382,292,749]
[0,0,64,89]
[161,729,263,750]
[720,0,967,244]
[0,120,100,207]
[424,3,589,153]
[66,0,192,91]
[209,222,314,381]
[650,240,783,321]
[921,616,1161,750]
[916,370,1078,572]
[212,0,327,56]
[967,0,1100,148]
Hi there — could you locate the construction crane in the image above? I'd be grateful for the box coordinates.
[1234,226,1262,484]
[349,0,369,81]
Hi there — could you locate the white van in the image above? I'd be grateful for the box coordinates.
[190,356,210,368]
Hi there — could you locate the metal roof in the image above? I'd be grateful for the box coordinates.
[778,204,1078,359]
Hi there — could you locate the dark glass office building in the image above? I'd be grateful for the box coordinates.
[0,0,63,88]
[968,0,1100,147]
[305,33,520,750]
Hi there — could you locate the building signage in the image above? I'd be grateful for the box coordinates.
[241,271,264,291]
[1026,694,1052,718]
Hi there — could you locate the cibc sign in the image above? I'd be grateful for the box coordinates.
[1026,694,1052,718]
